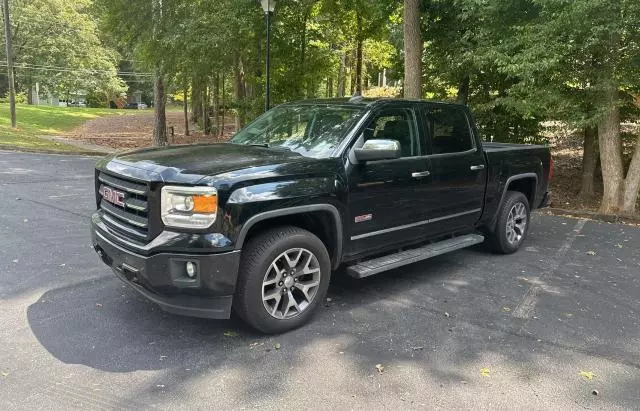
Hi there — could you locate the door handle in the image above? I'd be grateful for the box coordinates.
[411,171,431,178]
[470,165,485,171]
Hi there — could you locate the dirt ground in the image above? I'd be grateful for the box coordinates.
[64,111,235,150]
[63,112,639,217]
[545,123,640,216]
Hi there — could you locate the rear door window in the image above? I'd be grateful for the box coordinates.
[425,107,475,155]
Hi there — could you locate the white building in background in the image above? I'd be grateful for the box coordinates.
[29,82,87,106]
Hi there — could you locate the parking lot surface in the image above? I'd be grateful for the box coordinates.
[1,151,639,409]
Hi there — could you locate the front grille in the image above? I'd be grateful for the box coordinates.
[97,172,151,242]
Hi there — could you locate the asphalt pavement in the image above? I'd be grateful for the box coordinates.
[0,150,639,410]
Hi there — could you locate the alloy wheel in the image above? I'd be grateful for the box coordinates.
[262,248,321,319]
[506,202,528,246]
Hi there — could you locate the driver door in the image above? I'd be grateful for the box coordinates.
[346,104,432,256]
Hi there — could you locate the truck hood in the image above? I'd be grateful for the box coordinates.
[96,143,319,184]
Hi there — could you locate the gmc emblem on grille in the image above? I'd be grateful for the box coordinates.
[99,185,126,207]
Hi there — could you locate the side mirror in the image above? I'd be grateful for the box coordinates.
[354,139,402,162]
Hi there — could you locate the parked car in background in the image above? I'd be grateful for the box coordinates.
[68,101,87,108]
[124,102,149,110]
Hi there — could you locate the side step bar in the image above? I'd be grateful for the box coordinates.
[346,234,485,279]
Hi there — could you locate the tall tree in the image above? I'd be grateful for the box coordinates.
[2,0,125,106]
[403,0,421,99]
[2,0,16,127]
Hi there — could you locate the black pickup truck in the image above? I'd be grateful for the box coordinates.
[91,98,551,333]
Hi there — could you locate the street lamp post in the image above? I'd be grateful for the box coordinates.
[260,0,276,112]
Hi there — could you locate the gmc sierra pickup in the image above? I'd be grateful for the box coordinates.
[91,98,551,333]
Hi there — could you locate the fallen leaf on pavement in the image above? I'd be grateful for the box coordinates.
[223,330,238,337]
[586,251,596,256]
[579,370,596,380]
[445,312,450,318]
[275,342,281,350]
[95,303,103,308]
[480,368,490,377]
[1,372,8,377]
[376,364,385,374]
[502,306,512,312]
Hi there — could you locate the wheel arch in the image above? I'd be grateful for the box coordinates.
[235,205,343,270]
[490,173,538,230]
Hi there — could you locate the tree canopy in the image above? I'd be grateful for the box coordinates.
[2,0,640,213]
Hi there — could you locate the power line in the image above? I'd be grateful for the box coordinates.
[0,62,153,77]
[2,42,148,65]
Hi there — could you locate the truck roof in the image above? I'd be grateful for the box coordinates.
[285,97,468,109]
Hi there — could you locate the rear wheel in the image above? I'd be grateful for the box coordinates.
[488,191,530,254]
[233,226,331,334]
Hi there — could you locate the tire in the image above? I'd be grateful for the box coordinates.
[233,226,331,334]
[488,191,531,254]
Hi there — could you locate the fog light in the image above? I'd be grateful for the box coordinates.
[186,262,196,278]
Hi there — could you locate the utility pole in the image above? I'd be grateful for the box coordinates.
[2,0,16,127]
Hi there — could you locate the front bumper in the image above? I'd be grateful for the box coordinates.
[91,215,240,319]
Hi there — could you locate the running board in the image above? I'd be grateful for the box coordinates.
[346,234,485,279]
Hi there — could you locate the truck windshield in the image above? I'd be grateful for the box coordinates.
[230,104,364,158]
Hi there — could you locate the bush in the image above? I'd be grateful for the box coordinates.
[0,92,27,104]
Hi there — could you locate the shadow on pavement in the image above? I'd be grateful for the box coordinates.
[26,214,640,408]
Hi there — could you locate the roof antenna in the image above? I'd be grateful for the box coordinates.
[349,93,363,103]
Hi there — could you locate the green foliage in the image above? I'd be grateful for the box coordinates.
[2,0,126,102]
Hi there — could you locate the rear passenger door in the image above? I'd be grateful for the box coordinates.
[421,105,486,234]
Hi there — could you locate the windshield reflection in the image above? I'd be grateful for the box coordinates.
[230,104,364,158]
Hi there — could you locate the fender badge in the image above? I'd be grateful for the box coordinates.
[355,214,373,223]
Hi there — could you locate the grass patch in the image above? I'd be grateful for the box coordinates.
[0,104,130,152]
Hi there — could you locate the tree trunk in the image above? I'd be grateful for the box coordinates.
[621,134,640,214]
[337,52,346,97]
[202,84,209,135]
[153,73,167,146]
[456,75,470,105]
[191,79,200,124]
[212,73,220,136]
[403,0,422,99]
[220,74,226,137]
[350,49,356,95]
[300,13,307,98]
[579,126,598,199]
[355,13,363,95]
[597,86,624,214]
[234,53,246,131]
[183,83,189,136]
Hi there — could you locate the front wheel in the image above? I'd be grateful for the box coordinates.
[488,191,531,254]
[233,226,331,334]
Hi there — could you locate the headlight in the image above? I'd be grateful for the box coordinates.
[161,186,218,229]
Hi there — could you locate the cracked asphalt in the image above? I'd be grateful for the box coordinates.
[1,150,639,410]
